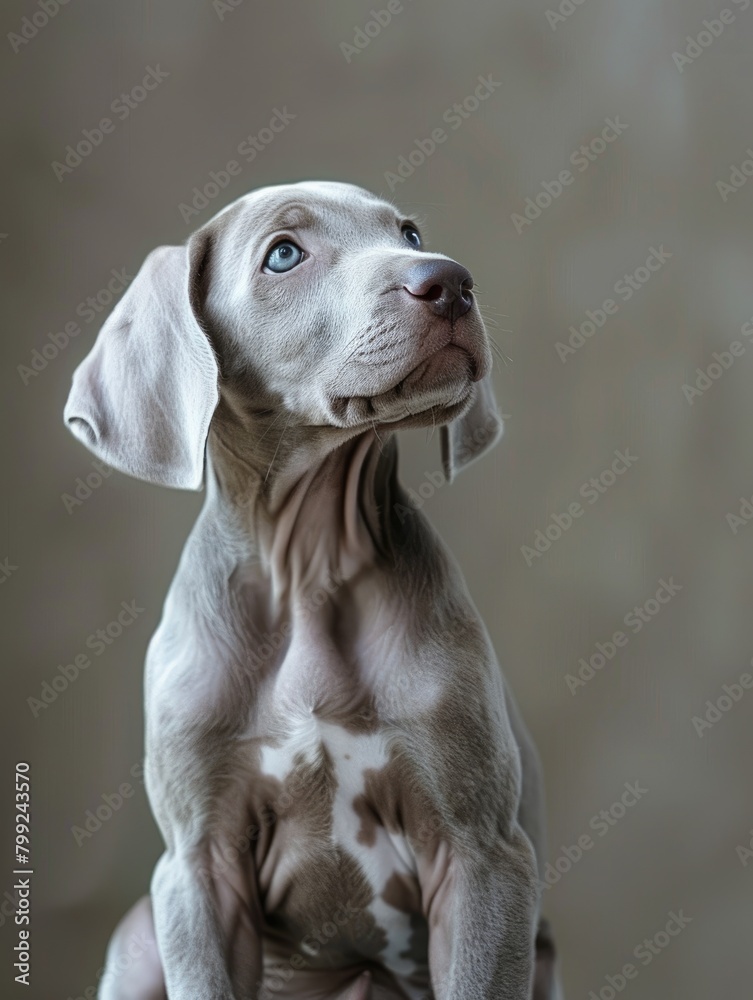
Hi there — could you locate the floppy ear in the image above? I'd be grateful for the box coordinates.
[64,233,219,490]
[440,373,503,483]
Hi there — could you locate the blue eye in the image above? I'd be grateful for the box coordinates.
[264,240,304,273]
[402,224,422,249]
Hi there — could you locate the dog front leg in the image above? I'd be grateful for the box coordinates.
[424,829,539,1000]
[151,848,262,1000]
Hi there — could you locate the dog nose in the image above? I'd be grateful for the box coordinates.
[403,259,474,320]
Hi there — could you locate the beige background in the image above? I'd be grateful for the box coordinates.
[2,0,752,996]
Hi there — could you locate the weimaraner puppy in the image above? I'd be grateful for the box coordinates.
[65,181,562,1000]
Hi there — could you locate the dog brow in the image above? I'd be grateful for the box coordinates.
[266,202,319,235]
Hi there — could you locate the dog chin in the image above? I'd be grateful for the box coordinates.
[326,343,479,429]
[378,345,476,423]
[384,392,472,430]
[328,380,471,431]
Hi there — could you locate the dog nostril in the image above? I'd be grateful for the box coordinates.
[403,281,446,301]
[403,261,475,317]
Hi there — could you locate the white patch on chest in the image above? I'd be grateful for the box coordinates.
[259,716,423,977]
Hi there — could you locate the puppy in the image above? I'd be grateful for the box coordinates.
[65,181,561,999]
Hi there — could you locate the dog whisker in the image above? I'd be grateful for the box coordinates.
[426,405,437,443]
[371,419,385,451]
[255,410,284,446]
[478,313,500,328]
[264,412,293,483]
[474,302,509,317]
[487,337,512,367]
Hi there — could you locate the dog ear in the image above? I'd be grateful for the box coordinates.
[440,373,503,483]
[64,232,219,490]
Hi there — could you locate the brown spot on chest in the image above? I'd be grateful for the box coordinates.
[265,849,388,969]
[381,871,421,914]
[352,742,444,855]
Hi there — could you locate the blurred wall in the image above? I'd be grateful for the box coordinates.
[1,0,752,996]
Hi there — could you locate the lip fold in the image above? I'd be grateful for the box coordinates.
[327,312,490,425]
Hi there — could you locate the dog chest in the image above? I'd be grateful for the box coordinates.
[246,714,433,982]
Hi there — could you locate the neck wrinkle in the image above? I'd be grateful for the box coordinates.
[205,428,397,608]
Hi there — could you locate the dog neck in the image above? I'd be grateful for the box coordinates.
[204,417,399,605]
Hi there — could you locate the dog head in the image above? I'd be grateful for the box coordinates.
[64,181,503,490]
